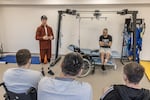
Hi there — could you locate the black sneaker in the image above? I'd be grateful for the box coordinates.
[47,59,51,63]
[41,68,45,76]
[48,70,55,75]
[101,65,106,71]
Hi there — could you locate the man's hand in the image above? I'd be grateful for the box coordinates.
[100,42,105,46]
[48,36,54,40]
[104,42,109,46]
[43,35,49,40]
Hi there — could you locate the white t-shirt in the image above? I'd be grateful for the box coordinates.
[3,68,42,93]
[38,77,93,100]
[44,26,48,36]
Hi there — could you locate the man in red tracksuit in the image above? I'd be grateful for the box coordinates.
[36,15,54,75]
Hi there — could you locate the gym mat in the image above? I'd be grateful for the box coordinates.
[140,61,150,81]
[0,55,40,64]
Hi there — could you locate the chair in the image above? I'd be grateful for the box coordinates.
[0,82,37,100]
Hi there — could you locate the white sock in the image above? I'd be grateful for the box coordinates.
[104,59,108,64]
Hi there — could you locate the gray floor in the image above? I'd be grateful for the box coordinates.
[0,59,150,100]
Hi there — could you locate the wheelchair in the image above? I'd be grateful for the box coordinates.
[0,82,37,100]
[68,44,117,78]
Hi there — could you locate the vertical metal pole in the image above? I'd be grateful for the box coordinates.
[55,11,63,59]
[78,18,81,48]
[132,11,138,61]
[50,11,63,67]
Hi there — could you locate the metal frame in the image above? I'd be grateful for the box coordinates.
[50,11,64,66]
[50,9,138,66]
[121,18,144,65]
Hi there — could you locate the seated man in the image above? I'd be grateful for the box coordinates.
[100,62,150,100]
[38,52,93,100]
[3,49,42,93]
[99,28,112,71]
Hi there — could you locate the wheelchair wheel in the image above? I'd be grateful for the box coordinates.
[78,58,92,78]
[4,93,9,100]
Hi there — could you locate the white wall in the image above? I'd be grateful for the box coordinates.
[0,5,150,60]
[0,6,59,54]
[0,9,2,45]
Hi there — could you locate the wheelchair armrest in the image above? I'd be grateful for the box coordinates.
[27,87,37,94]
[27,87,37,100]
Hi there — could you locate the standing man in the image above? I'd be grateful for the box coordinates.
[99,28,112,71]
[36,15,54,75]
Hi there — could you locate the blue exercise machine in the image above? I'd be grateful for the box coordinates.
[121,18,145,64]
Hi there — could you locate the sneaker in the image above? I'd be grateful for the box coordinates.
[101,65,106,71]
[48,70,55,75]
[47,59,51,63]
[41,68,45,76]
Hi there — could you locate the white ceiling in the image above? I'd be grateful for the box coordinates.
[0,0,150,5]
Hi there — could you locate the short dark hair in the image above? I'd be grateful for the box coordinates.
[16,49,31,66]
[103,28,108,32]
[123,62,145,84]
[41,15,47,20]
[61,52,83,76]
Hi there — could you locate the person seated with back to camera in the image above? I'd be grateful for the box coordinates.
[100,62,150,100]
[99,28,112,71]
[3,49,43,93]
[38,52,93,100]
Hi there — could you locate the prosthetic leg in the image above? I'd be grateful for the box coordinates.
[41,64,45,76]
[40,55,55,76]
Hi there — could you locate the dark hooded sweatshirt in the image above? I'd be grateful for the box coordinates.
[100,85,150,100]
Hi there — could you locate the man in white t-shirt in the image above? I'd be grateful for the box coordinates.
[3,49,42,93]
[38,52,93,100]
